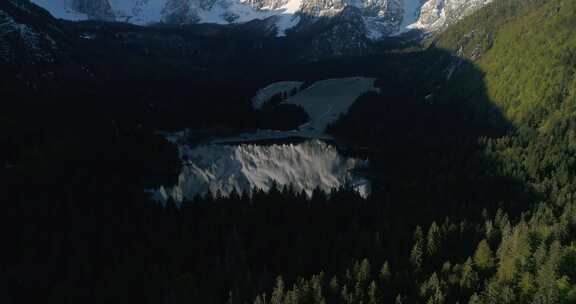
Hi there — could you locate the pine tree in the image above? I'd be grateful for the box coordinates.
[533,241,561,304]
[427,222,441,256]
[518,272,534,301]
[468,293,482,304]
[368,281,379,304]
[356,259,371,285]
[254,294,267,304]
[271,276,285,304]
[460,258,478,290]
[414,226,424,244]
[379,261,392,282]
[285,286,301,304]
[483,279,516,304]
[226,291,235,304]
[310,274,325,304]
[420,272,445,304]
[329,276,339,294]
[341,284,353,304]
[473,239,494,271]
[411,226,425,273]
[411,241,424,273]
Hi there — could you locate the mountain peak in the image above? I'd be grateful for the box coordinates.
[30,0,493,39]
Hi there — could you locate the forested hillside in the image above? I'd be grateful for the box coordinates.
[255,0,576,303]
[4,0,576,303]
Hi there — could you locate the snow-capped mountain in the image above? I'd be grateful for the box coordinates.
[31,0,492,39]
[411,0,493,33]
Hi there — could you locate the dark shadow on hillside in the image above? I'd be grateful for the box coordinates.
[328,46,537,221]
[0,13,543,303]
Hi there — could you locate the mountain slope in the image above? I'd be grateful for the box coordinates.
[435,0,576,131]
[0,0,88,89]
[7,0,576,303]
[30,0,493,39]
[248,1,576,303]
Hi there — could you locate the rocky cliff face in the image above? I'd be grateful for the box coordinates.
[32,0,493,39]
[298,6,371,60]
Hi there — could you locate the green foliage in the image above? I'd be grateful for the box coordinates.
[420,272,446,304]
[252,1,576,303]
[460,258,479,291]
[473,239,495,272]
[379,262,392,282]
[10,0,576,303]
[427,222,442,257]
[411,227,425,273]
[438,0,576,131]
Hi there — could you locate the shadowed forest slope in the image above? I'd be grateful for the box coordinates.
[254,0,576,303]
[3,0,576,303]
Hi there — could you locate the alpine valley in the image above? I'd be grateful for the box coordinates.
[3,0,576,303]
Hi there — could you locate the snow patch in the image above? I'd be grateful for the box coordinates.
[274,14,300,37]
[285,77,376,135]
[109,0,165,24]
[31,0,493,39]
[30,0,89,21]
[397,0,422,33]
[252,81,303,109]
[193,0,303,36]
[401,0,494,33]
[149,139,370,205]
[222,77,378,143]
[31,0,303,36]
[148,77,376,205]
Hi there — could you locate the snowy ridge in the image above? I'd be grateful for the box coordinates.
[406,0,493,33]
[29,0,89,21]
[109,0,164,24]
[396,0,422,34]
[31,0,305,36]
[150,140,370,205]
[31,0,493,39]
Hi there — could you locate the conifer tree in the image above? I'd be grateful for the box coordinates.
[420,272,445,304]
[368,281,379,304]
[356,259,371,285]
[379,261,391,282]
[460,258,478,290]
[411,241,424,273]
[427,222,441,256]
[271,276,285,304]
[411,226,425,272]
[473,239,494,271]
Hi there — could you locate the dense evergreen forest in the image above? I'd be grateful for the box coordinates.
[3,0,576,303]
